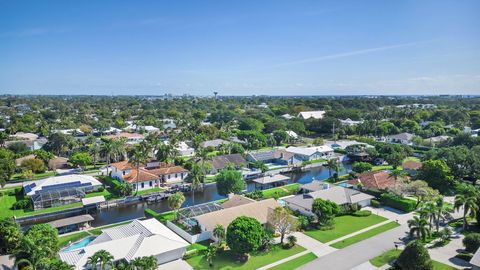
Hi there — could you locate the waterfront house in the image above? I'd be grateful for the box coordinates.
[284,186,374,216]
[105,132,144,145]
[246,149,302,166]
[252,174,291,190]
[23,175,102,210]
[110,160,189,190]
[59,219,188,269]
[210,153,247,173]
[285,145,334,161]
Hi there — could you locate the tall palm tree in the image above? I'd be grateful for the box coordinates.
[434,196,452,232]
[326,159,339,178]
[188,163,203,205]
[95,250,114,270]
[112,138,127,162]
[86,252,101,270]
[155,143,176,163]
[129,144,149,195]
[130,256,157,270]
[454,186,479,230]
[195,147,212,189]
[167,192,185,221]
[89,142,101,169]
[100,140,114,176]
[408,216,431,241]
[419,201,437,230]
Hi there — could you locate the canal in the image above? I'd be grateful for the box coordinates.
[90,162,352,227]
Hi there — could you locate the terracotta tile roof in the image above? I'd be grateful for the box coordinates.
[123,169,159,183]
[146,166,188,175]
[402,161,422,170]
[106,132,144,139]
[111,160,135,170]
[348,171,396,190]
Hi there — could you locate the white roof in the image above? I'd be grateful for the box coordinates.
[176,141,193,151]
[253,174,291,185]
[471,247,480,266]
[286,145,333,156]
[286,130,298,139]
[281,114,294,119]
[59,219,188,270]
[298,111,325,119]
[23,175,102,196]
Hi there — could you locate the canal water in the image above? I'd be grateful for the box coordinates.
[90,163,352,227]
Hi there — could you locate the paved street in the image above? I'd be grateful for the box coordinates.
[298,224,409,270]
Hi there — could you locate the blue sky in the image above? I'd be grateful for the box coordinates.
[0,0,479,96]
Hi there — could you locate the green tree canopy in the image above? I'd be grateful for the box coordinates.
[396,240,433,270]
[215,165,245,196]
[226,216,265,256]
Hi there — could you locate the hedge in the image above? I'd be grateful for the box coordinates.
[371,199,381,208]
[100,176,123,195]
[380,193,416,212]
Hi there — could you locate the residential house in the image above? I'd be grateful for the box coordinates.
[105,132,144,145]
[59,219,189,269]
[110,160,189,190]
[176,141,194,156]
[402,160,422,176]
[246,149,302,166]
[162,119,177,129]
[299,180,330,193]
[347,171,397,191]
[210,154,247,174]
[200,139,230,148]
[48,156,69,170]
[297,110,326,120]
[193,197,280,238]
[23,175,102,210]
[284,186,374,216]
[339,118,363,126]
[5,132,47,151]
[253,174,291,190]
[285,146,334,161]
[281,114,294,120]
[386,133,415,145]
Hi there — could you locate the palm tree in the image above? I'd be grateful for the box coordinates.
[130,256,157,270]
[419,201,436,230]
[118,181,131,197]
[89,142,101,169]
[129,144,149,195]
[167,192,185,221]
[213,224,225,244]
[156,143,176,163]
[326,159,339,178]
[100,140,114,175]
[205,245,218,267]
[112,138,127,162]
[434,196,452,232]
[408,216,431,241]
[188,163,203,204]
[195,147,212,189]
[96,250,114,270]
[454,186,479,230]
[86,252,101,270]
[389,169,404,180]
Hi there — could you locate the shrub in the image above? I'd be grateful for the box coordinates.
[380,193,416,212]
[463,233,480,253]
[97,186,105,192]
[283,235,297,249]
[396,240,433,270]
[371,199,381,208]
[455,252,473,261]
[183,249,199,259]
[21,158,46,173]
[11,199,31,210]
[352,210,372,217]
[297,215,310,230]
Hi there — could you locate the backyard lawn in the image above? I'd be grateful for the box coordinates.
[268,252,317,270]
[11,171,56,181]
[304,214,388,243]
[136,187,164,195]
[330,221,400,248]
[0,188,82,218]
[262,183,300,199]
[186,244,305,270]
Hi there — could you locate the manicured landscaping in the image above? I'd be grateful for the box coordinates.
[262,183,300,199]
[331,221,400,248]
[268,252,317,270]
[58,231,90,247]
[371,165,393,171]
[369,249,402,267]
[136,187,164,195]
[370,249,458,270]
[186,244,305,270]
[85,189,118,200]
[11,171,56,181]
[304,214,388,243]
[187,240,212,252]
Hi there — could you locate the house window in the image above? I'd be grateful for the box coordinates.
[149,181,153,187]
[175,173,177,178]
[123,171,125,175]
[141,182,144,188]
[168,175,171,179]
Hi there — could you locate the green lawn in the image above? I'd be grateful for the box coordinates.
[186,244,305,270]
[0,188,82,218]
[268,252,317,270]
[12,171,56,181]
[187,240,212,252]
[372,165,394,171]
[136,187,164,195]
[331,222,400,248]
[403,156,420,162]
[85,189,119,200]
[262,183,300,199]
[369,249,458,270]
[304,214,388,243]
[369,249,402,267]
[58,231,90,247]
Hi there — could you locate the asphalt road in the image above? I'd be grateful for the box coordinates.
[298,224,409,270]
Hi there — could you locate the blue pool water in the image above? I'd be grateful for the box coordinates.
[337,182,351,187]
[62,236,96,251]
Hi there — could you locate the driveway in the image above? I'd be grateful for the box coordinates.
[298,224,409,270]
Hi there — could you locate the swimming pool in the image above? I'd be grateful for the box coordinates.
[62,236,96,251]
[337,182,351,187]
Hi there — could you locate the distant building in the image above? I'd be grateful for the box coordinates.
[348,171,396,191]
[210,154,247,174]
[339,118,364,126]
[386,133,415,145]
[105,132,144,144]
[5,132,47,151]
[281,114,294,120]
[200,139,230,148]
[176,141,195,156]
[285,145,334,161]
[297,110,326,120]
